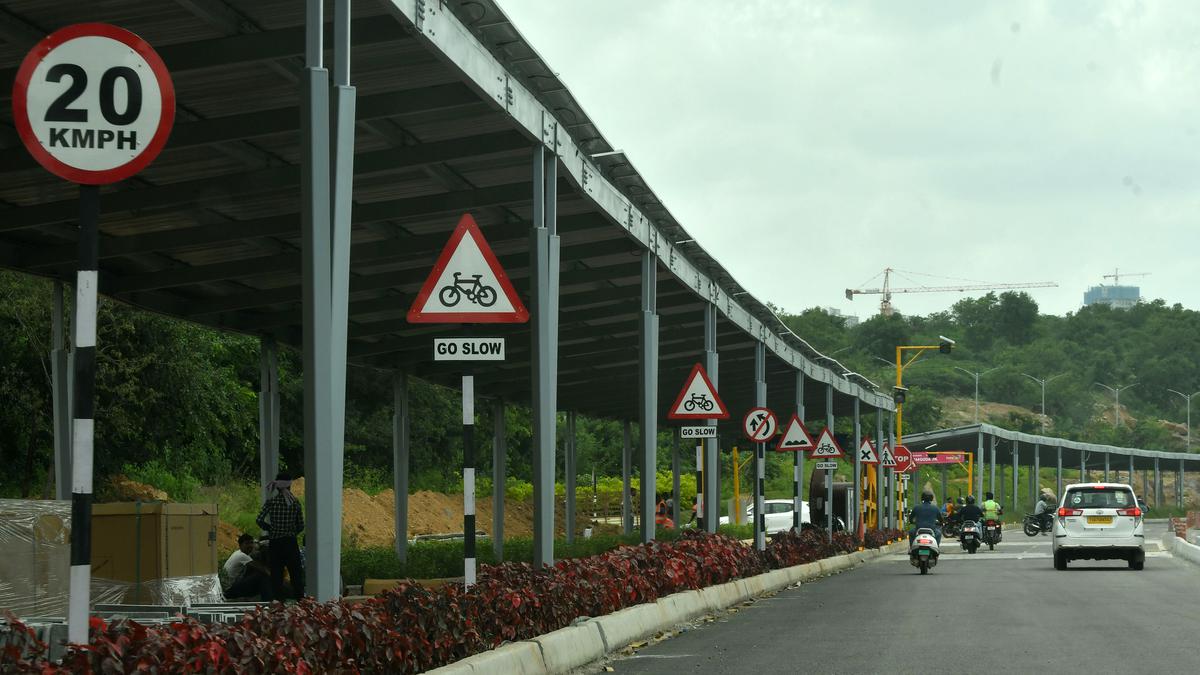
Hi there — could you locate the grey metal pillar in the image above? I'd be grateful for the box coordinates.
[1081,452,1087,484]
[1155,458,1163,507]
[300,0,354,601]
[793,372,806,531]
[975,431,985,501]
[703,304,719,531]
[1104,453,1110,483]
[640,252,660,542]
[887,413,895,529]
[565,412,577,544]
[1011,440,1019,511]
[940,466,948,505]
[852,399,861,533]
[392,373,410,562]
[530,145,560,566]
[672,439,681,527]
[875,408,884,530]
[259,338,281,500]
[1129,455,1135,488]
[989,436,997,497]
[1031,444,1039,503]
[753,343,767,551]
[825,383,835,539]
[1143,469,1150,503]
[622,420,633,535]
[51,281,72,500]
[1178,458,1185,508]
[1056,447,1063,497]
[492,398,505,560]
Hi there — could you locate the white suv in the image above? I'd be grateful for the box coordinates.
[719,499,810,533]
[1053,483,1145,570]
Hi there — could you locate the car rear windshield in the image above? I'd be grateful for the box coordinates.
[1064,487,1135,509]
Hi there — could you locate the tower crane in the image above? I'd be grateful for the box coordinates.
[1102,268,1149,286]
[846,268,1058,316]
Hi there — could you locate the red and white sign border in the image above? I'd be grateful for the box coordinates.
[667,362,729,420]
[12,23,176,185]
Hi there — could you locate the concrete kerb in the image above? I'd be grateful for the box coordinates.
[426,540,908,675]
[1162,532,1200,566]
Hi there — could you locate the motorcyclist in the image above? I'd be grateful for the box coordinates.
[981,491,1003,523]
[909,489,944,545]
[1032,493,1055,533]
[957,494,983,535]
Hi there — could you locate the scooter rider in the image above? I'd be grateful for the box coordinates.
[909,489,944,545]
[957,494,983,534]
[1032,493,1054,533]
[982,491,1004,524]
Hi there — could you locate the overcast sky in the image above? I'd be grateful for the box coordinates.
[497,0,1200,318]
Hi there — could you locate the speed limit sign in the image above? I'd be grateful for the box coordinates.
[11,23,175,184]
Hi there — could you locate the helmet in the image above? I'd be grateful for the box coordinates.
[1042,493,1055,502]
[966,495,976,505]
[957,497,965,505]
[985,491,994,500]
[921,490,934,502]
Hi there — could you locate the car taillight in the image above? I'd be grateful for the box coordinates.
[1058,507,1083,517]
[1116,507,1142,517]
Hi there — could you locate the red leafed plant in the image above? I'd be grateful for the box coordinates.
[4,529,899,674]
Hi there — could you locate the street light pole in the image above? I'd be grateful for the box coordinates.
[955,366,1001,423]
[1166,389,1200,451]
[1095,381,1138,429]
[1021,373,1066,434]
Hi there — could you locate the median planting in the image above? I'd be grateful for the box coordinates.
[3,528,903,673]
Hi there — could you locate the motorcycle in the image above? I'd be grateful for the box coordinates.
[959,521,980,554]
[1022,512,1053,537]
[982,519,1002,550]
[943,515,962,539]
[909,528,940,574]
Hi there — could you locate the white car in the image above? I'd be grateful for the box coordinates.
[719,499,810,533]
[1053,482,1145,570]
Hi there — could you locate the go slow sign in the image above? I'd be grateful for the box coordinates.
[434,337,505,362]
[12,23,176,185]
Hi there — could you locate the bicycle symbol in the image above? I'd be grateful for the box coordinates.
[682,392,715,412]
[439,272,498,308]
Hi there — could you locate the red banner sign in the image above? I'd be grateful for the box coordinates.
[911,451,968,465]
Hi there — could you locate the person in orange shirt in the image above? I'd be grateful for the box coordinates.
[655,494,674,529]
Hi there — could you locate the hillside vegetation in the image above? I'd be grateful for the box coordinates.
[778,291,1200,452]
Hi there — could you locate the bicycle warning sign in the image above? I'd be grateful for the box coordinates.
[667,363,729,420]
[408,213,529,323]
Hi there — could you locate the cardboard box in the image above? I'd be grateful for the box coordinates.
[91,502,219,600]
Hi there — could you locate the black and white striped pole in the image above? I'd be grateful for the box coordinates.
[68,184,100,644]
[463,374,476,587]
[695,441,704,530]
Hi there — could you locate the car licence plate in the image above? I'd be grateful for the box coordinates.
[1087,516,1113,525]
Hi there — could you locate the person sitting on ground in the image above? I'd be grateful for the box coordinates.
[222,533,270,601]
[256,470,306,601]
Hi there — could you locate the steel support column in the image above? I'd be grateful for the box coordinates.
[640,252,659,541]
[702,304,719,531]
[1104,453,1110,483]
[1011,440,1019,511]
[530,145,559,567]
[1056,447,1063,497]
[1178,458,1185,508]
[51,281,71,500]
[1129,455,1135,488]
[976,430,985,502]
[672,439,681,526]
[753,343,767,551]
[1081,453,1087,484]
[852,399,861,533]
[492,398,505,560]
[1031,444,1039,502]
[875,408,884,530]
[825,383,835,539]
[622,420,633,535]
[259,337,281,500]
[888,413,896,529]
[392,373,409,562]
[989,436,997,497]
[565,412,577,544]
[794,371,805,531]
[1155,458,1162,507]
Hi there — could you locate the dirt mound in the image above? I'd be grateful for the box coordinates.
[108,475,169,502]
[216,521,242,553]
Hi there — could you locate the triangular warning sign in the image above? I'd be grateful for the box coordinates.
[775,415,815,453]
[858,437,880,464]
[407,213,529,323]
[667,363,729,420]
[810,427,844,458]
[880,442,896,468]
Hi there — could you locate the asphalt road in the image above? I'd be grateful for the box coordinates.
[599,522,1200,674]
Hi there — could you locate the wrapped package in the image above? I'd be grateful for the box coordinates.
[0,499,71,617]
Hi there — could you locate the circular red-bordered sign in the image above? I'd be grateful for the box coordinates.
[742,407,778,443]
[11,23,175,185]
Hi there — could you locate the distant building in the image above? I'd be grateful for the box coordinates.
[1083,285,1140,309]
[822,307,860,327]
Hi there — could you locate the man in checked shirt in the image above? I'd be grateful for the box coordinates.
[257,470,305,600]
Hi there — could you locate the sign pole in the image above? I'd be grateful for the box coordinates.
[67,184,100,644]
[462,375,476,586]
[755,441,765,550]
[695,441,704,530]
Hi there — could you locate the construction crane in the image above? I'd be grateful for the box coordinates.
[1102,268,1150,286]
[846,268,1058,316]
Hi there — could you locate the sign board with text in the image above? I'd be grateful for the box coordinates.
[433,337,505,361]
[679,426,717,439]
